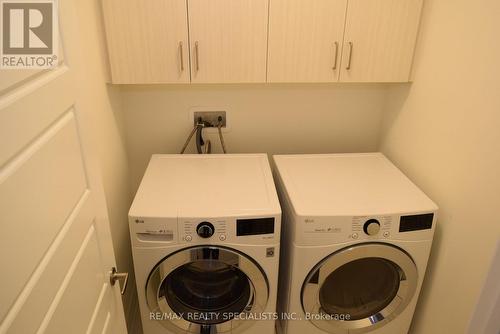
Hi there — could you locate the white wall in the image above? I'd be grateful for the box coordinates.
[73,0,139,331]
[380,0,500,333]
[120,84,388,190]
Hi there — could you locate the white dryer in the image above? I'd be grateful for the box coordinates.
[129,154,281,334]
[273,153,438,334]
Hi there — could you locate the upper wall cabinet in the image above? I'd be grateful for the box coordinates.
[340,0,424,82]
[188,0,269,83]
[268,0,348,83]
[267,0,423,83]
[102,0,423,84]
[102,0,190,84]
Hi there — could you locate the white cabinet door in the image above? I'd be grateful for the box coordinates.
[102,0,189,84]
[268,0,348,82]
[188,0,269,83]
[340,0,423,82]
[0,0,128,333]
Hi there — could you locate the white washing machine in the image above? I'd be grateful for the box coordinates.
[273,153,438,334]
[129,154,281,334]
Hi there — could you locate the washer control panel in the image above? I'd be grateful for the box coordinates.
[180,216,279,245]
[130,215,280,246]
[182,220,227,242]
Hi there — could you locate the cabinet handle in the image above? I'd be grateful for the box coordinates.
[178,41,184,72]
[332,41,339,70]
[346,42,353,70]
[195,41,200,72]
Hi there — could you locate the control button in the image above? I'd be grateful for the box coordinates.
[266,247,275,257]
[219,234,227,241]
[352,233,359,239]
[185,235,192,242]
[363,219,381,236]
[383,231,390,238]
[196,222,215,238]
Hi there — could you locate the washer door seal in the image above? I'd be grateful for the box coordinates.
[301,243,418,334]
[146,246,269,334]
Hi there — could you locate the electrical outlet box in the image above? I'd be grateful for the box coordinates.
[193,111,227,128]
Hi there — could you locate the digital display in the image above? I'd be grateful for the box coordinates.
[399,213,434,232]
[237,218,275,236]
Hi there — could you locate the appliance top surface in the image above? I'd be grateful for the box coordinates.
[274,153,438,217]
[129,154,281,218]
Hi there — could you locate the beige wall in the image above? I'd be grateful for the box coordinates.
[120,84,388,191]
[73,0,138,330]
[380,0,500,333]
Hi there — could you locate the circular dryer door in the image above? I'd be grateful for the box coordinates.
[146,246,269,334]
[302,243,418,334]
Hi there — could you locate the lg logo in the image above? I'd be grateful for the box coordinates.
[1,0,57,68]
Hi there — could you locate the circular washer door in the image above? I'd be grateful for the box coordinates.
[302,243,418,334]
[146,246,269,334]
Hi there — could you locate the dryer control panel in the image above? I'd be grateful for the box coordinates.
[351,216,393,240]
[349,213,435,242]
[294,211,436,246]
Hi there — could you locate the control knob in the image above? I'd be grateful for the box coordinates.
[363,219,381,236]
[196,222,215,238]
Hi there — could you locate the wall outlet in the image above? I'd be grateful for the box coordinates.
[193,111,227,128]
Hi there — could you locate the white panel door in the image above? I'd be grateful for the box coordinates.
[188,0,269,83]
[0,0,128,333]
[102,0,190,84]
[267,0,348,82]
[340,0,423,82]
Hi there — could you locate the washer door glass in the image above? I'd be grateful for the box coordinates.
[302,243,418,334]
[146,246,269,334]
[161,260,252,324]
[319,258,400,320]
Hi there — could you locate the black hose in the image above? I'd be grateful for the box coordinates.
[196,125,204,154]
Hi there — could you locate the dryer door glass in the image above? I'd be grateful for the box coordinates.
[302,243,418,334]
[319,258,400,320]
